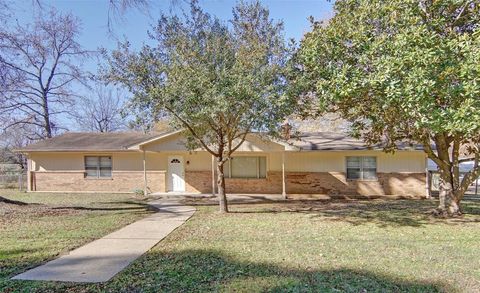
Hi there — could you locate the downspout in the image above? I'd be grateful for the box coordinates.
[143,148,148,196]
[27,156,32,192]
[425,155,430,199]
[211,154,216,196]
[282,151,287,199]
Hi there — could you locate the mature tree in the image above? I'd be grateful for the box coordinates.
[0,125,34,169]
[107,0,152,31]
[294,0,480,216]
[28,0,152,33]
[104,0,292,212]
[0,9,88,139]
[293,113,351,133]
[74,86,126,132]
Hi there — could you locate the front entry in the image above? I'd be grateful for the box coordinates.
[168,156,185,192]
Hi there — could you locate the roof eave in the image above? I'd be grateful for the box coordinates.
[127,130,183,149]
[14,149,140,153]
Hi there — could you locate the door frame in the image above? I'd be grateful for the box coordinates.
[168,155,185,192]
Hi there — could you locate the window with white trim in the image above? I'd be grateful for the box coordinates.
[225,156,266,179]
[346,156,377,180]
[85,156,112,178]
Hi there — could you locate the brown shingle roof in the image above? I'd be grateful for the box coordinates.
[18,132,160,152]
[18,131,424,152]
[287,132,423,151]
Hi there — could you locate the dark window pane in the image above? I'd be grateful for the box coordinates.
[100,167,112,178]
[85,156,113,178]
[85,156,98,168]
[347,157,361,168]
[363,168,377,179]
[100,156,112,167]
[363,157,376,168]
[259,157,266,178]
[85,167,98,178]
[231,157,258,178]
[347,168,361,179]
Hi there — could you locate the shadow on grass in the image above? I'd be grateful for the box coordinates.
[228,198,480,228]
[0,247,42,258]
[2,249,450,292]
[107,249,448,292]
[51,200,159,213]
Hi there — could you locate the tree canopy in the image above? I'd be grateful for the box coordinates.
[0,9,88,139]
[294,0,480,215]
[104,0,293,212]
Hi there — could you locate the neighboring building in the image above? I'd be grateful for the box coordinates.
[17,131,428,198]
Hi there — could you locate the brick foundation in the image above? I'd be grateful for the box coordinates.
[32,171,166,193]
[32,170,425,197]
[284,172,426,197]
[185,171,212,193]
[185,171,426,197]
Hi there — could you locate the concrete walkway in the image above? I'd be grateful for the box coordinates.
[12,200,195,283]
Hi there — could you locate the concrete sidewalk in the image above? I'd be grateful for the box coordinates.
[12,200,195,283]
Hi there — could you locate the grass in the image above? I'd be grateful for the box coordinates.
[0,189,155,292]
[1,190,480,292]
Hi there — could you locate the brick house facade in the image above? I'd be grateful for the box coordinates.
[19,131,428,198]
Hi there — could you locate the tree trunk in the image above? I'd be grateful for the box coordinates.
[437,170,462,216]
[426,135,479,217]
[448,196,461,216]
[216,157,228,213]
[43,95,52,138]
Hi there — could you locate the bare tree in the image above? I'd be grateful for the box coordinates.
[0,9,89,139]
[107,0,152,33]
[74,86,126,132]
[0,125,35,169]
[0,0,10,21]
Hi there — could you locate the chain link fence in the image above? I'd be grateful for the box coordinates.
[0,163,26,190]
[429,171,479,196]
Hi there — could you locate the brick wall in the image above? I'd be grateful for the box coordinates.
[185,170,426,197]
[185,171,426,197]
[185,171,282,194]
[32,170,425,197]
[284,171,426,197]
[32,171,166,193]
[185,171,212,193]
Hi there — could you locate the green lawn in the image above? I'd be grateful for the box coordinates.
[2,191,480,292]
[0,189,155,292]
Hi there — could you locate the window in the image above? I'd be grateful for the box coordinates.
[225,156,266,179]
[85,156,112,178]
[346,156,377,180]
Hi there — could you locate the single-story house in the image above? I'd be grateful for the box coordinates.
[17,131,429,198]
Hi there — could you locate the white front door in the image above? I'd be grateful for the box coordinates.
[168,156,185,192]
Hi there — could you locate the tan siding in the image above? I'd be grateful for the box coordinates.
[143,133,189,151]
[28,149,427,196]
[31,153,84,171]
[233,135,285,152]
[113,153,144,171]
[142,133,285,152]
[283,151,426,173]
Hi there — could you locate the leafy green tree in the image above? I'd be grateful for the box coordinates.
[104,0,292,212]
[294,0,480,216]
